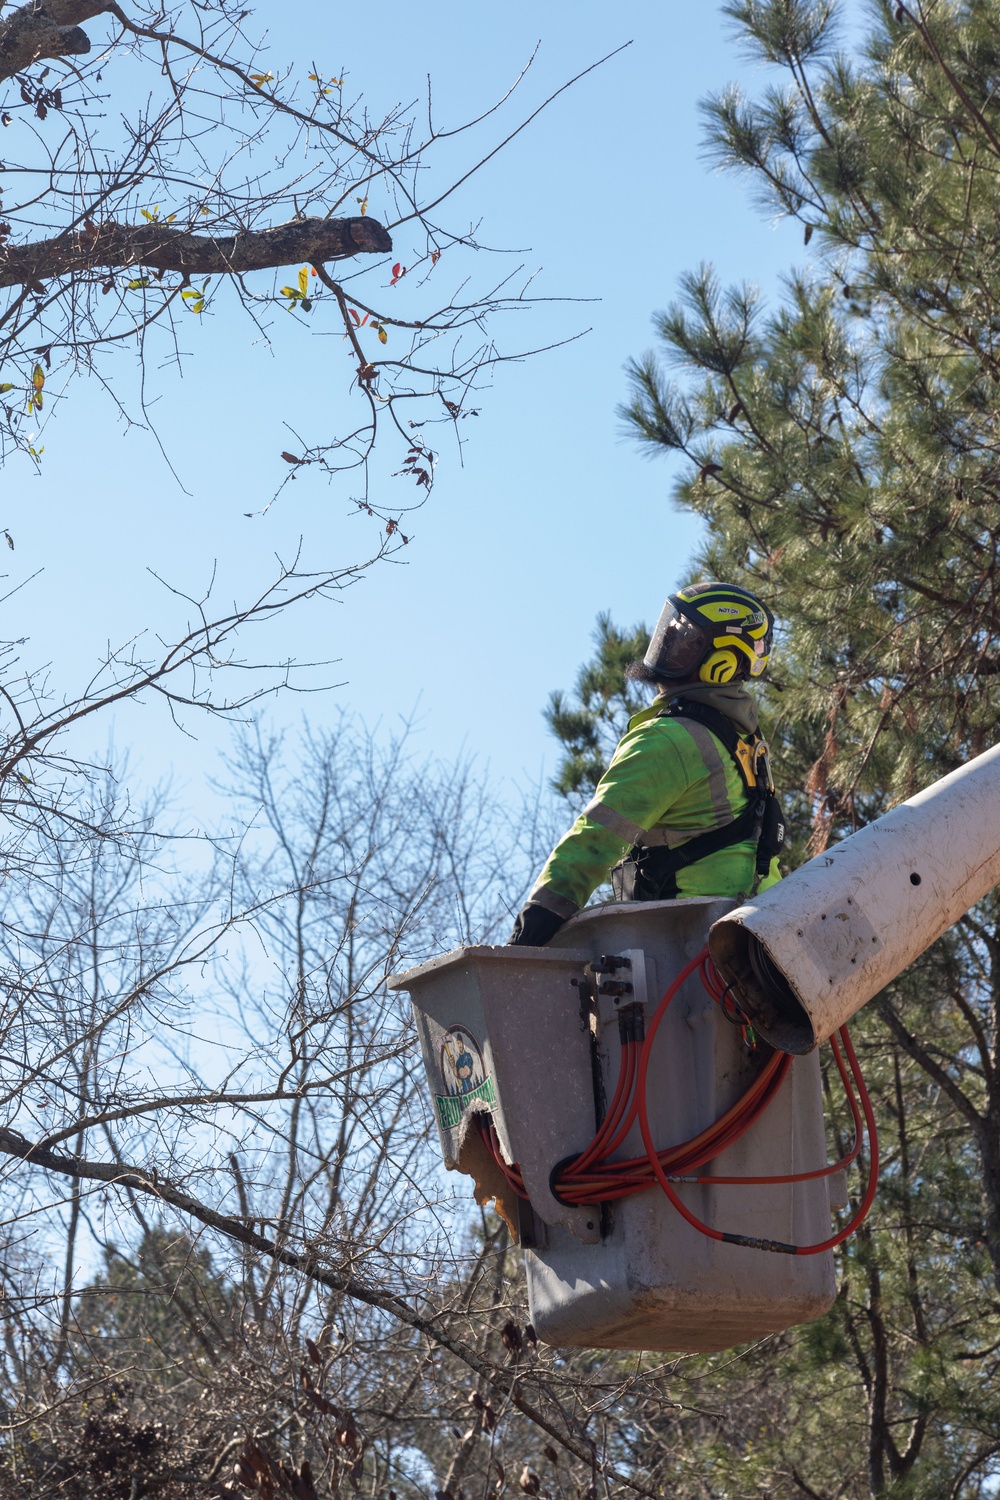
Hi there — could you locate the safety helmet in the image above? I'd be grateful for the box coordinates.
[643,581,774,684]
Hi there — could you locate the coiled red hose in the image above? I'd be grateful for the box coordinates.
[475,947,879,1255]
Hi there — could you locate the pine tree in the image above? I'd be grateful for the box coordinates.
[543,4,1000,1493]
[543,613,650,797]
[622,0,1000,1280]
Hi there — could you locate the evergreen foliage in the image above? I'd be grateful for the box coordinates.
[13,4,1000,1498]
[541,2,1000,1493]
[543,614,650,797]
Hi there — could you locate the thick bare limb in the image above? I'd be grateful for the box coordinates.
[0,215,392,289]
[0,0,111,82]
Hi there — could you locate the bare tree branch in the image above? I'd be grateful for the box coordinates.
[0,215,392,290]
[0,0,110,84]
[0,1122,657,1497]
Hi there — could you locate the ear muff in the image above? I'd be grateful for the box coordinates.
[699,648,740,685]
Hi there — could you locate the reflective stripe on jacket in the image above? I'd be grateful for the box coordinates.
[530,701,780,919]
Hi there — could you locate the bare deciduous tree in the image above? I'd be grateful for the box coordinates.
[0,0,613,517]
[0,718,620,1496]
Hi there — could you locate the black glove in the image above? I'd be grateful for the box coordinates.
[506,902,566,947]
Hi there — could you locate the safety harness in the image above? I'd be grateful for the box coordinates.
[610,697,786,903]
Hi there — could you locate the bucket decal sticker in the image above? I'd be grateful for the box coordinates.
[435,1024,496,1130]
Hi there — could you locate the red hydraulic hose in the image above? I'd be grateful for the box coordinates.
[673,1032,864,1186]
[636,1016,878,1255]
[556,950,708,1196]
[475,946,879,1252]
[570,1032,637,1174]
[556,1051,790,1202]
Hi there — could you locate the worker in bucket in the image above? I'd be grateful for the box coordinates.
[508,582,785,947]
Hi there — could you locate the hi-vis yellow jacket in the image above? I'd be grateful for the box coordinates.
[528,700,781,921]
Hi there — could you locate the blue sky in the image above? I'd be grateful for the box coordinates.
[6,1,852,817]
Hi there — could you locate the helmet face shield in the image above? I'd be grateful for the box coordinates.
[643,600,712,679]
[642,583,775,683]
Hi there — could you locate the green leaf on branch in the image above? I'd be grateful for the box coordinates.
[279,268,315,312]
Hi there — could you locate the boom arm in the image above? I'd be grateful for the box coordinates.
[708,742,1000,1053]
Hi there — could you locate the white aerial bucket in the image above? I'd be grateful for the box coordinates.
[709,742,1000,1054]
[389,899,840,1353]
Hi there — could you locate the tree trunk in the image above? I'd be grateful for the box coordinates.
[981,1108,1000,1299]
